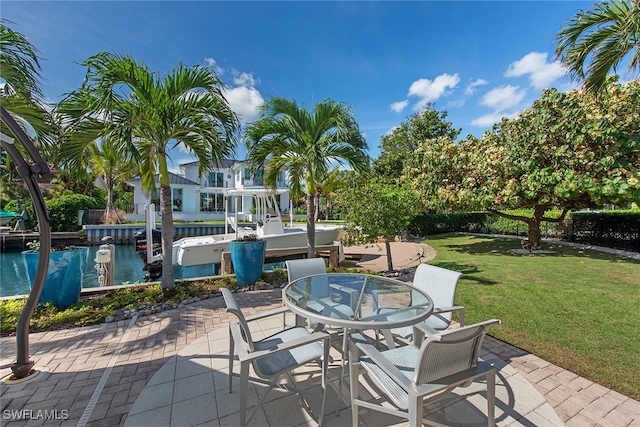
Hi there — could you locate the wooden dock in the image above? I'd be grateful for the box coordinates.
[0,232,86,251]
[221,244,341,275]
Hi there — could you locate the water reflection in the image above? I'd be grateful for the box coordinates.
[0,245,217,297]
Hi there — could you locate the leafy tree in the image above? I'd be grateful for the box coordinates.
[555,0,640,93]
[339,182,418,271]
[380,104,461,154]
[376,104,460,184]
[407,79,640,249]
[245,97,369,257]
[58,52,239,289]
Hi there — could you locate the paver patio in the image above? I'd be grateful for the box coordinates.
[1,288,639,426]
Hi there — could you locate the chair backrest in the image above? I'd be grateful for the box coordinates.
[221,288,255,351]
[285,258,327,282]
[414,319,500,385]
[412,264,462,325]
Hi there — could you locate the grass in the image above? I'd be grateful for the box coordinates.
[424,233,640,400]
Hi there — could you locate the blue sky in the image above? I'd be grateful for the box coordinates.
[3,1,593,172]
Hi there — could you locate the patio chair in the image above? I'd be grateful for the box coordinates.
[376,263,465,347]
[285,258,359,327]
[349,319,501,427]
[222,288,331,427]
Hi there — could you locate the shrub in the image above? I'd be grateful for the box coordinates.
[101,209,129,224]
[408,212,488,236]
[46,193,104,231]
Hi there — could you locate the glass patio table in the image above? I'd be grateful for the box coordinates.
[283,273,434,414]
[283,273,434,331]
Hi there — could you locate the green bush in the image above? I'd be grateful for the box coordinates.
[408,212,488,236]
[47,193,104,231]
[293,206,307,215]
[6,193,105,232]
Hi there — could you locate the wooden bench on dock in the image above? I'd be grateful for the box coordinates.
[221,243,341,275]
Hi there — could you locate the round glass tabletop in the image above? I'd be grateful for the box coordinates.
[283,273,434,330]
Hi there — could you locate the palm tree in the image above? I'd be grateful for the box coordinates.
[58,52,239,289]
[316,167,347,221]
[0,20,56,150]
[245,97,369,257]
[555,0,640,93]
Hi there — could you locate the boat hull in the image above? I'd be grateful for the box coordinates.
[174,227,340,267]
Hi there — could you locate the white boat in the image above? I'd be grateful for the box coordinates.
[172,188,341,267]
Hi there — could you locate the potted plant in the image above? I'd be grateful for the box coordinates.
[22,241,90,308]
[228,234,266,286]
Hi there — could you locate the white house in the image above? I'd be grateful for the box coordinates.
[126,160,291,222]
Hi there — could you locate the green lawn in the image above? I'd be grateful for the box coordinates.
[424,234,640,400]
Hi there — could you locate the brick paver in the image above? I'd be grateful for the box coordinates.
[1,288,638,427]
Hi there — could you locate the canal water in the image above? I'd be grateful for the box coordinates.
[0,245,218,298]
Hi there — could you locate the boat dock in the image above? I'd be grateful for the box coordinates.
[0,231,86,251]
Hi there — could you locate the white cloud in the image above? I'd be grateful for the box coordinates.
[480,85,526,112]
[223,86,264,124]
[390,100,409,113]
[233,71,260,88]
[470,111,519,127]
[384,125,400,137]
[203,57,224,76]
[505,52,567,90]
[407,73,460,109]
[464,78,489,95]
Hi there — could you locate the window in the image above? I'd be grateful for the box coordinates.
[200,193,224,212]
[172,188,183,212]
[243,168,251,180]
[207,172,224,188]
[253,168,264,186]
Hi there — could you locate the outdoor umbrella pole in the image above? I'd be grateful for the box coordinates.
[0,105,53,379]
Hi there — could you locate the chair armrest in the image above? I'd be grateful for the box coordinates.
[412,322,438,347]
[350,333,418,394]
[329,283,360,312]
[433,305,465,326]
[231,323,330,363]
[244,306,291,323]
[412,360,496,397]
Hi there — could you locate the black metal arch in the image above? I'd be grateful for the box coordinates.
[0,105,53,379]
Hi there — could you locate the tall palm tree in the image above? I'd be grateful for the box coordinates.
[58,52,239,289]
[555,0,640,93]
[245,97,369,257]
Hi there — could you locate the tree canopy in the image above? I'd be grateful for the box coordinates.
[339,182,418,271]
[406,79,640,248]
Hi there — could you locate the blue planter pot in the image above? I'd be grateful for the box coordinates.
[229,239,266,286]
[22,247,90,308]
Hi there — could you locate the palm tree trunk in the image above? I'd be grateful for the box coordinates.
[160,184,174,288]
[306,192,316,258]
